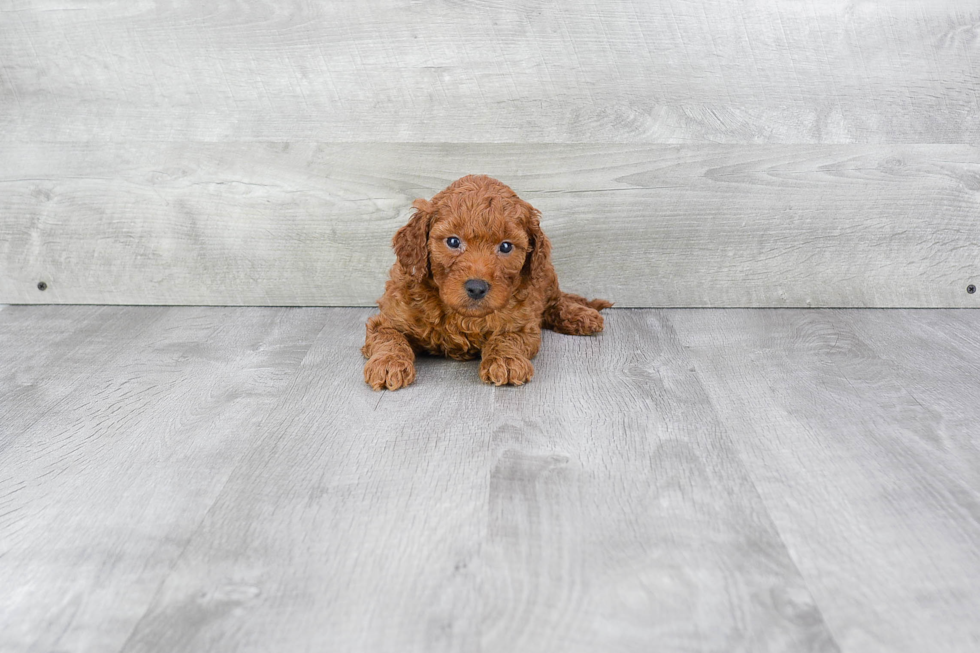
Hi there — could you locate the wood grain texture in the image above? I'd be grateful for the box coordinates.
[0,306,323,653]
[2,143,979,307]
[477,310,837,653]
[0,305,157,449]
[1,0,977,143]
[0,307,841,652]
[670,308,980,652]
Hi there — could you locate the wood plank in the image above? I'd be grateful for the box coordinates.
[113,310,837,652]
[2,143,978,307]
[1,1,977,143]
[0,305,167,450]
[6,306,980,650]
[479,311,838,653]
[669,308,980,652]
[0,306,323,653]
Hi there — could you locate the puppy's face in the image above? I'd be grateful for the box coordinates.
[427,198,530,317]
[392,176,546,318]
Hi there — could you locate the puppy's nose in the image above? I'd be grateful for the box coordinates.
[464,279,490,301]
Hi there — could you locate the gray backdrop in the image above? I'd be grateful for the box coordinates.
[2,0,978,306]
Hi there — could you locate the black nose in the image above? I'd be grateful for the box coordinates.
[464,279,490,301]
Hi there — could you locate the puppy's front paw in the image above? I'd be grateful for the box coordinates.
[364,355,416,391]
[480,355,534,386]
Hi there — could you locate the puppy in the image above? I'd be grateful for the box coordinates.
[362,175,612,390]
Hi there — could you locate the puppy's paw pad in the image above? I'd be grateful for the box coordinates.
[480,356,534,386]
[364,355,416,391]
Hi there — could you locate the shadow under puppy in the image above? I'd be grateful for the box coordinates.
[362,174,612,390]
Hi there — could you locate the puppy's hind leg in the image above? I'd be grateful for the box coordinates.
[542,292,612,336]
[362,314,417,390]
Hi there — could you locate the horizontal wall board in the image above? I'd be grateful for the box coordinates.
[1,143,978,307]
[1,0,977,143]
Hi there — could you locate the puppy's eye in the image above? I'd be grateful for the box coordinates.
[446,237,461,249]
[498,241,514,254]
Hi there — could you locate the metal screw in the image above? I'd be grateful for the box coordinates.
[37,281,48,291]
[969,284,977,295]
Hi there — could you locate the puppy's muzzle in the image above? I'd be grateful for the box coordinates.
[464,279,490,301]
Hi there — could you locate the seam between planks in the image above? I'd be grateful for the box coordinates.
[660,308,847,653]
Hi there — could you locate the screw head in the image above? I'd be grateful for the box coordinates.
[969,284,977,295]
[37,281,48,291]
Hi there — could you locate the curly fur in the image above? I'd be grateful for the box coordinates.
[362,175,612,390]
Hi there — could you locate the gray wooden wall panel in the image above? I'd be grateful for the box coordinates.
[1,0,977,143]
[2,1,978,306]
[2,143,978,307]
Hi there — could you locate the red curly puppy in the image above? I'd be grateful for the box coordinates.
[362,175,612,390]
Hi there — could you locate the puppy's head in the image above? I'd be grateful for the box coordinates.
[393,175,550,317]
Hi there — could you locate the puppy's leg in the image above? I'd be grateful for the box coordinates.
[480,329,540,386]
[362,314,416,391]
[560,292,614,312]
[543,292,611,336]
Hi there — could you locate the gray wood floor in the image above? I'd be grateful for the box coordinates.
[1,306,978,653]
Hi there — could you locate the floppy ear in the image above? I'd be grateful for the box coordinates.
[393,198,434,281]
[520,200,552,285]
